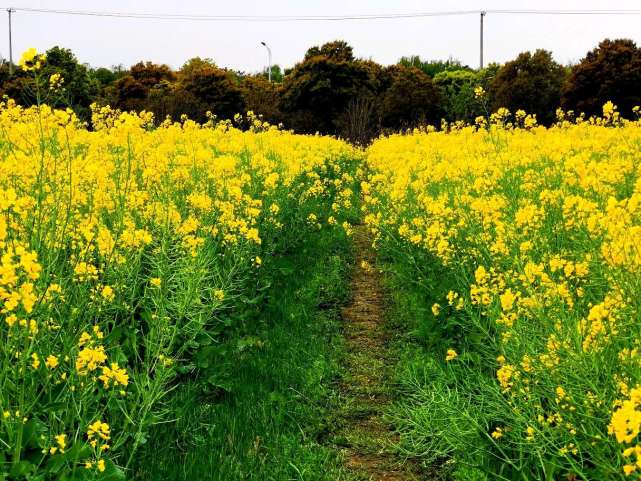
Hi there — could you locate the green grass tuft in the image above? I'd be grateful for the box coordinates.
[134,230,356,481]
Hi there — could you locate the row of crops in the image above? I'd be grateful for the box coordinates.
[2,64,641,478]
[0,100,359,479]
[364,105,641,480]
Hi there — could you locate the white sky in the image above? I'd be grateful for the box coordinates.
[2,0,641,72]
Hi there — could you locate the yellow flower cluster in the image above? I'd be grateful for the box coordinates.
[17,47,46,71]
[364,104,641,478]
[0,92,357,476]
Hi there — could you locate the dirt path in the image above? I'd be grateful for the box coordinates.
[333,226,422,481]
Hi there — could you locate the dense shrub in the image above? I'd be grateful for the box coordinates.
[364,113,641,480]
[0,93,359,478]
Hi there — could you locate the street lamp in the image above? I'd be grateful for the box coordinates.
[260,41,272,82]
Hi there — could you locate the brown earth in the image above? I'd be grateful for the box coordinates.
[333,226,424,481]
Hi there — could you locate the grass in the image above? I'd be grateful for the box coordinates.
[133,228,356,481]
[0,94,360,479]
[381,255,494,481]
[364,121,641,480]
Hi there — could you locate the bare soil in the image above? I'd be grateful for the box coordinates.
[334,226,423,481]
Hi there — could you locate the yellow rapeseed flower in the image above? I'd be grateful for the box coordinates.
[18,48,45,71]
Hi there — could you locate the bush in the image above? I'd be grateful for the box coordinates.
[0,83,358,478]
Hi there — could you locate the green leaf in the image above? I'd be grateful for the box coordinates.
[236,336,262,352]
[22,419,47,448]
[9,460,35,477]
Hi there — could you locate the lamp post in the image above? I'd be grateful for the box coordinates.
[260,41,272,81]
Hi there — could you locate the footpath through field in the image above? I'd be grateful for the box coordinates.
[333,226,422,481]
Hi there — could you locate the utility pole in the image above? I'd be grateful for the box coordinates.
[480,10,486,69]
[260,41,272,81]
[7,8,14,75]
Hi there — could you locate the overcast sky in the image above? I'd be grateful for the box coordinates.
[2,0,641,72]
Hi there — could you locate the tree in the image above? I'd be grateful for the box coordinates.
[280,41,378,134]
[129,61,175,88]
[258,65,283,83]
[178,58,245,122]
[110,61,175,112]
[0,46,98,119]
[490,50,566,125]
[0,63,32,103]
[398,56,469,77]
[562,38,641,117]
[378,65,443,129]
[43,47,98,113]
[304,40,354,62]
[91,67,124,89]
[145,82,205,122]
[241,75,282,125]
[179,57,216,78]
[434,69,481,122]
[434,65,498,123]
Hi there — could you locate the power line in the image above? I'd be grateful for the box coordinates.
[492,9,641,15]
[3,7,641,22]
[0,7,481,22]
[5,6,641,74]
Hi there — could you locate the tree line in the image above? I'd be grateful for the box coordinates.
[1,38,640,142]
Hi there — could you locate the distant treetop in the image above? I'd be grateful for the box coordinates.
[398,56,470,77]
[305,40,355,62]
